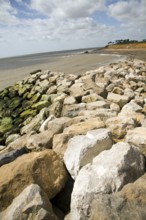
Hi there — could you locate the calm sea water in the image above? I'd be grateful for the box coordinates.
[0,47,100,71]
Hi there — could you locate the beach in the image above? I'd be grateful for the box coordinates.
[0,48,146,91]
[0,51,124,91]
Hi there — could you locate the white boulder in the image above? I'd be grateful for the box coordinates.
[71,142,145,220]
[64,128,112,179]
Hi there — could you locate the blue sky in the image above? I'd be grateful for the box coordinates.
[0,0,146,58]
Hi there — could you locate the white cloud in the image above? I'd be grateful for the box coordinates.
[108,0,146,25]
[0,0,146,57]
[0,0,19,25]
[30,0,106,19]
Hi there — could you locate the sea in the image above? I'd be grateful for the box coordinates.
[0,47,100,71]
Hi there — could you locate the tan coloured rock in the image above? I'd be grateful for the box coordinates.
[90,174,146,220]
[26,122,63,150]
[106,116,137,139]
[86,101,109,110]
[53,117,105,155]
[64,96,76,105]
[0,150,68,211]
[69,83,84,98]
[107,92,129,108]
[82,93,104,103]
[126,127,146,156]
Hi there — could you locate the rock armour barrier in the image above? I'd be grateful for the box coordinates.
[0,58,146,219]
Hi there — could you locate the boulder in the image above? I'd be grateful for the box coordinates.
[126,127,146,156]
[5,134,20,146]
[106,116,137,139]
[121,100,143,113]
[26,123,63,151]
[39,116,71,132]
[89,174,146,220]
[53,117,105,155]
[48,101,63,118]
[0,150,68,211]
[32,100,51,111]
[69,83,84,98]
[81,75,107,98]
[0,117,13,135]
[107,92,129,108]
[79,108,118,120]
[71,142,145,220]
[64,129,112,179]
[20,108,47,134]
[64,96,76,105]
[0,147,27,167]
[82,93,104,103]
[61,104,81,118]
[86,101,109,110]
[0,184,58,220]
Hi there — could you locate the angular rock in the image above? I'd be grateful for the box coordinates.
[69,83,84,98]
[106,116,137,139]
[20,108,47,134]
[81,75,107,98]
[26,122,63,151]
[89,174,146,220]
[86,101,109,110]
[0,150,68,211]
[107,92,129,108]
[32,100,51,111]
[0,117,13,135]
[82,93,104,103]
[71,142,145,220]
[64,129,112,179]
[5,134,20,146]
[48,101,63,118]
[122,100,143,113]
[53,117,105,155]
[0,147,27,167]
[64,96,76,105]
[79,108,118,120]
[40,116,71,133]
[0,184,58,220]
[126,127,146,156]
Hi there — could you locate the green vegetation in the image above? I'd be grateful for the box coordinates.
[107,39,146,45]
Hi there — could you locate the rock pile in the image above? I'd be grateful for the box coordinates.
[0,58,146,219]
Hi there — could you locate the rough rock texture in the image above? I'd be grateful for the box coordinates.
[0,150,68,211]
[0,58,146,219]
[53,117,105,155]
[71,143,145,220]
[126,127,146,156]
[64,129,112,179]
[89,174,146,220]
[0,147,27,166]
[0,184,58,220]
[26,122,63,151]
[106,115,137,139]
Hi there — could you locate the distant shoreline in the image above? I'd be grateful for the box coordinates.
[0,52,123,91]
[0,47,146,91]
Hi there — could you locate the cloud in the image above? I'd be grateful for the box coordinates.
[0,0,19,25]
[108,0,146,25]
[30,0,106,19]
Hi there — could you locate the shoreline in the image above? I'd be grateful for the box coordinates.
[0,48,146,91]
[0,53,124,91]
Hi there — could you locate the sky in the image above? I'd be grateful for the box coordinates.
[0,0,146,58]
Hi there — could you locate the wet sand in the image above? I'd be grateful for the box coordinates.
[0,48,146,91]
[98,48,146,62]
[0,53,124,91]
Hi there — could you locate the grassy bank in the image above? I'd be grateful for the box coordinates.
[106,42,146,49]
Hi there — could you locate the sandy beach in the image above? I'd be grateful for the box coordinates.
[0,48,146,91]
[0,52,124,91]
